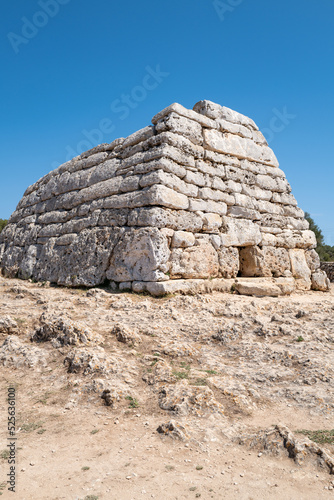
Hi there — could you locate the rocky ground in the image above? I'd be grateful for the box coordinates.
[0,275,333,499]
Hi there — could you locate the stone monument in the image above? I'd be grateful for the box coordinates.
[0,100,329,295]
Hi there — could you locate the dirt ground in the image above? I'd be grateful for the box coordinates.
[0,275,333,499]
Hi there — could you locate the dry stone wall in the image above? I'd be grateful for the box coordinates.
[321,262,334,282]
[0,100,330,294]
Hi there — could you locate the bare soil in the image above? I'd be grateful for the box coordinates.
[0,276,333,499]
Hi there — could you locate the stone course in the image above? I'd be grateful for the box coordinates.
[0,100,329,294]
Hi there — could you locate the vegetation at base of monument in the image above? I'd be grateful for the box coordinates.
[0,220,8,233]
[305,212,334,262]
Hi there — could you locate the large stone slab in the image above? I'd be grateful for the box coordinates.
[234,277,295,297]
[289,249,311,290]
[203,129,279,167]
[220,218,262,247]
[169,243,219,279]
[107,227,170,282]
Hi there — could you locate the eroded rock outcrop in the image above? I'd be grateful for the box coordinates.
[0,100,329,294]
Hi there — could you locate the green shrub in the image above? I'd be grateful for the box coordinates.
[0,220,7,233]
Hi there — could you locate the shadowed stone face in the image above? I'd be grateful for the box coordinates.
[0,100,328,294]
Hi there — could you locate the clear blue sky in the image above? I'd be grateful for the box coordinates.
[1,0,333,243]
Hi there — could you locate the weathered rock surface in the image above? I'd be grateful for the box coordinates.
[0,315,18,334]
[239,424,334,474]
[0,335,48,368]
[0,100,328,293]
[31,313,103,347]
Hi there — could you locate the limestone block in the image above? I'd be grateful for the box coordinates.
[271,192,298,206]
[204,150,240,167]
[88,159,119,185]
[134,278,236,297]
[184,170,206,187]
[98,209,129,227]
[34,228,123,286]
[63,177,122,208]
[152,102,217,129]
[139,169,198,197]
[199,187,234,205]
[18,245,40,279]
[147,185,189,210]
[135,157,187,179]
[61,212,100,235]
[234,193,255,209]
[311,271,330,291]
[172,231,195,248]
[255,174,278,191]
[225,180,242,194]
[203,129,279,167]
[252,130,268,145]
[239,246,291,278]
[211,177,226,191]
[193,100,258,130]
[216,118,253,139]
[242,185,272,201]
[217,247,239,278]
[210,235,221,250]
[188,198,227,216]
[196,159,226,177]
[300,230,317,249]
[0,245,24,277]
[260,215,309,231]
[261,233,278,246]
[128,207,176,228]
[275,177,292,193]
[81,152,108,169]
[155,112,203,146]
[234,278,295,297]
[0,224,17,244]
[122,126,154,148]
[275,230,316,250]
[227,206,261,220]
[261,227,283,234]
[305,249,320,272]
[254,199,284,215]
[201,213,222,233]
[169,243,219,279]
[149,132,204,160]
[104,185,189,211]
[226,166,256,185]
[38,224,62,238]
[120,175,140,193]
[220,218,262,247]
[121,144,195,170]
[106,228,170,282]
[289,249,311,290]
[38,211,71,225]
[283,206,305,218]
[56,234,78,246]
[128,207,203,232]
[0,244,5,264]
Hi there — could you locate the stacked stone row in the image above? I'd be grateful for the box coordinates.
[0,100,326,290]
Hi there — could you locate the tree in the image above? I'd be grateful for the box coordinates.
[304,212,334,262]
[0,219,7,233]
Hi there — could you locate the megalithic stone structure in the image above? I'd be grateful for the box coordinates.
[0,100,330,295]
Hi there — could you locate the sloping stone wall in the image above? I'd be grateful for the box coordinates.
[321,262,334,282]
[0,100,330,293]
